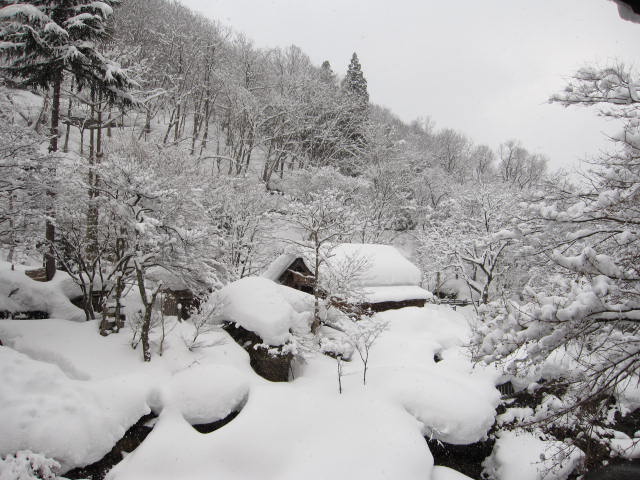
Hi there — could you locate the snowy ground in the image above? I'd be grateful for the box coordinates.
[0,261,536,480]
[0,303,504,479]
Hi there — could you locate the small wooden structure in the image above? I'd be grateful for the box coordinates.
[25,268,47,282]
[276,257,315,294]
[161,288,196,320]
[263,244,430,313]
[99,304,126,336]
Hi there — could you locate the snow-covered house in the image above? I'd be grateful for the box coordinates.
[263,243,430,312]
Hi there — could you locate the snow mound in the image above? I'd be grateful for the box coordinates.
[107,384,433,480]
[0,262,83,321]
[0,318,252,381]
[482,430,584,480]
[218,276,313,346]
[0,347,149,472]
[372,364,499,444]
[153,364,251,425]
[370,307,500,444]
[432,466,474,480]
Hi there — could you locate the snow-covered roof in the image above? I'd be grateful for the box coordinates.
[262,253,297,283]
[218,276,313,346]
[263,244,423,289]
[360,285,431,304]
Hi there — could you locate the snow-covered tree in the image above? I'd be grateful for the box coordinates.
[417,181,526,303]
[342,52,369,106]
[473,64,640,468]
[0,87,48,264]
[277,184,362,331]
[0,0,134,280]
[498,140,548,190]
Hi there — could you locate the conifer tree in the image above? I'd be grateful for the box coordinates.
[320,60,336,87]
[342,52,369,106]
[0,0,134,280]
[337,52,369,172]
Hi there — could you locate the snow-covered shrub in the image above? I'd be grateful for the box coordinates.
[0,451,61,480]
[182,293,223,351]
[482,430,584,480]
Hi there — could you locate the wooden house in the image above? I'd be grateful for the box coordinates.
[262,243,430,312]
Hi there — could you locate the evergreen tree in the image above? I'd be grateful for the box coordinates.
[342,52,369,106]
[336,52,369,173]
[320,60,336,87]
[0,0,134,280]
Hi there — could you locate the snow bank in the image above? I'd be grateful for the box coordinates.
[301,305,500,445]
[432,466,474,480]
[0,347,150,472]
[0,318,252,381]
[153,364,250,425]
[108,384,433,480]
[364,307,499,444]
[218,276,313,346]
[482,430,584,480]
[0,317,259,472]
[0,261,83,321]
[1,279,503,479]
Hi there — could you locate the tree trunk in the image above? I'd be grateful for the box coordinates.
[86,89,99,260]
[136,263,162,362]
[63,78,73,153]
[45,71,62,281]
[312,241,322,332]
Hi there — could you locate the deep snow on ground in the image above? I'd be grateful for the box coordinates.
[0,260,83,321]
[0,263,535,480]
[0,303,498,479]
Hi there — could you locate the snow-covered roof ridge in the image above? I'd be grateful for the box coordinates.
[263,243,423,288]
[262,253,297,282]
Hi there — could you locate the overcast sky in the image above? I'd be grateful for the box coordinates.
[179,0,638,171]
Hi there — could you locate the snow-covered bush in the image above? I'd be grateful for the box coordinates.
[182,293,223,351]
[0,451,61,480]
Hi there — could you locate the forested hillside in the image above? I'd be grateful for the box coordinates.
[0,1,638,479]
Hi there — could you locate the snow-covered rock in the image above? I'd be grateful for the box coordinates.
[0,261,83,321]
[0,347,149,472]
[482,430,584,480]
[432,466,475,480]
[107,384,434,480]
[153,364,250,425]
[368,307,500,444]
[218,276,313,346]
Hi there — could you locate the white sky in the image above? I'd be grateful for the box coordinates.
[179,0,639,172]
